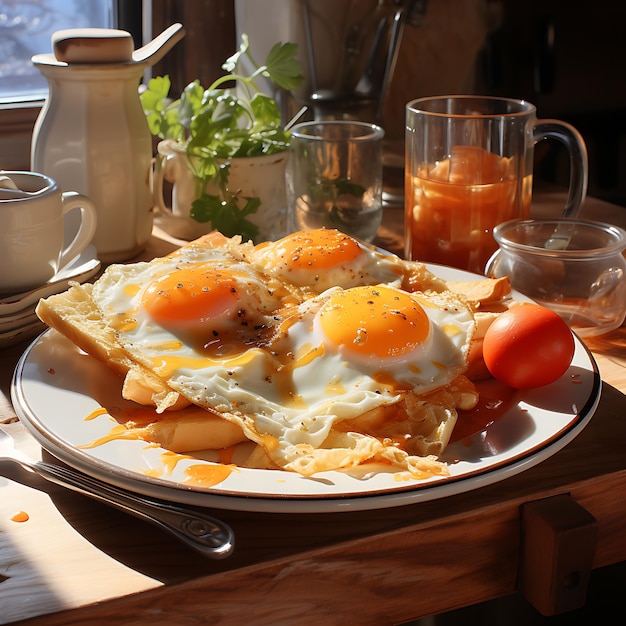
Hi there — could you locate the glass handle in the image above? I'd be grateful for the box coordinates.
[533,120,588,218]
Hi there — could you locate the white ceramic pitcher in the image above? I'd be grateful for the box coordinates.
[31,25,184,262]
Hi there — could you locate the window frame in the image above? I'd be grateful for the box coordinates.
[0,102,41,170]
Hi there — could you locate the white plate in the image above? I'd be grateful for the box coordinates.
[0,245,100,316]
[11,265,601,513]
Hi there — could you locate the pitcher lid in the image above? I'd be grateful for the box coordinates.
[52,28,134,64]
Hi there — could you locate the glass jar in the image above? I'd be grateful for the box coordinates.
[485,218,626,337]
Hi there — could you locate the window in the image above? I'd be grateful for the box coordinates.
[0,0,117,103]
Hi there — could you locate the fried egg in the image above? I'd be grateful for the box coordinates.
[252,228,410,292]
[92,242,291,357]
[92,231,475,474]
[270,284,475,412]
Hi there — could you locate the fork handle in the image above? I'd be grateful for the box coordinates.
[24,458,234,558]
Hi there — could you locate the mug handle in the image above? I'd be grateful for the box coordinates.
[59,192,98,267]
[533,120,588,218]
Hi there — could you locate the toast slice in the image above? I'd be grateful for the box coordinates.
[35,282,189,412]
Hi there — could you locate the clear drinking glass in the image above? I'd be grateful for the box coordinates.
[287,120,384,243]
[405,96,589,273]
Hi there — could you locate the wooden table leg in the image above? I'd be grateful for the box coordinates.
[518,493,598,616]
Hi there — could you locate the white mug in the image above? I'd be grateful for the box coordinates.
[0,171,97,293]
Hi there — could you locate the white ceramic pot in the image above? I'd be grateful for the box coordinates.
[153,139,288,243]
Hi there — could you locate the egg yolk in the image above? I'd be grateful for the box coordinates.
[274,228,363,270]
[318,286,430,360]
[142,267,240,327]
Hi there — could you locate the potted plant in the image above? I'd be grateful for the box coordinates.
[140,34,303,242]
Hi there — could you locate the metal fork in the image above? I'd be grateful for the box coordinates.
[0,426,234,559]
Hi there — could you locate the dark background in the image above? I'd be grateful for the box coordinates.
[144,0,626,209]
[480,0,626,208]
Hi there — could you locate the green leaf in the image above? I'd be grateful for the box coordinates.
[249,93,281,129]
[178,80,205,128]
[140,75,171,105]
[140,75,184,141]
[190,193,222,223]
[160,105,184,142]
[143,110,162,137]
[264,42,304,91]
[334,178,366,198]
[190,192,260,241]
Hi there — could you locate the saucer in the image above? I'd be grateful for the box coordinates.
[0,245,101,316]
[0,307,39,330]
[0,319,46,348]
[0,245,100,347]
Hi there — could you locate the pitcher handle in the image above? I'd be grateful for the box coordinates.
[533,119,588,218]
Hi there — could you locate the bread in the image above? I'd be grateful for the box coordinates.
[35,279,252,451]
[35,282,189,412]
[446,276,511,307]
[123,405,247,452]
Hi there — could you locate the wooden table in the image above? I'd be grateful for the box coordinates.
[1,192,625,625]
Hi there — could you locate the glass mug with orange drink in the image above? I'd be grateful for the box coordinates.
[404,96,588,273]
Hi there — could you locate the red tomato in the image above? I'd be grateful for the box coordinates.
[482,303,575,389]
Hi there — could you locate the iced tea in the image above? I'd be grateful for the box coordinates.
[405,146,532,274]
